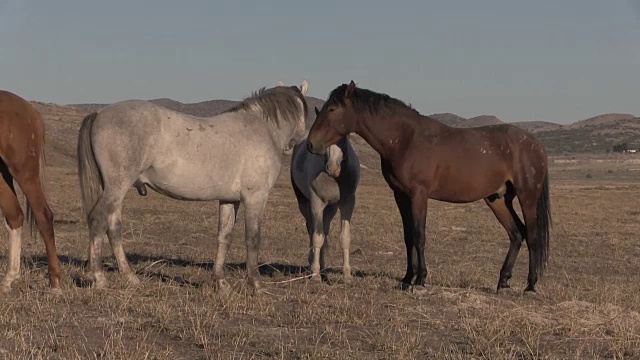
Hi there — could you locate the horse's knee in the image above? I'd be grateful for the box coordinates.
[88,210,108,234]
[4,212,24,230]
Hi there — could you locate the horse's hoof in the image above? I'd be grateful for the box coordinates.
[1,285,11,294]
[251,286,266,296]
[399,282,412,291]
[523,289,541,300]
[342,273,353,284]
[249,278,262,290]
[411,285,429,295]
[125,274,141,286]
[310,273,322,282]
[47,287,63,296]
[93,276,108,289]
[216,279,232,294]
[497,287,518,297]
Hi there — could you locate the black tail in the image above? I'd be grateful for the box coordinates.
[534,173,551,277]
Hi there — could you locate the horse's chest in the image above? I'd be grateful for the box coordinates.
[381,160,411,193]
[311,173,340,204]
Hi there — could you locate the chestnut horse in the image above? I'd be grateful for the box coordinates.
[0,90,60,292]
[307,81,551,293]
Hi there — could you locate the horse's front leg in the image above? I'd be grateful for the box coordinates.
[393,190,415,289]
[243,195,268,292]
[309,193,328,281]
[213,201,239,293]
[338,194,356,281]
[411,189,429,289]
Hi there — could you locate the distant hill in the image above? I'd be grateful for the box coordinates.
[510,121,561,132]
[569,113,635,128]
[427,112,640,154]
[458,115,503,128]
[429,113,467,127]
[531,114,640,154]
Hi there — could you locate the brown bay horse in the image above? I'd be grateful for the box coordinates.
[307,81,551,293]
[0,90,60,292]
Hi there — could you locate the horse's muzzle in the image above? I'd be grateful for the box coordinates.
[326,164,341,178]
[307,141,326,155]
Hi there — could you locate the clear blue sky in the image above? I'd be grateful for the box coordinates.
[2,1,639,123]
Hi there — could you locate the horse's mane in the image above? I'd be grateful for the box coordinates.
[325,84,419,116]
[225,86,308,127]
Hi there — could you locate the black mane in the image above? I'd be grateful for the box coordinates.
[324,84,419,115]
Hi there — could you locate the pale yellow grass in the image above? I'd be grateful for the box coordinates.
[0,151,639,358]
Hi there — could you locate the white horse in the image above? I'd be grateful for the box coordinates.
[77,80,309,292]
[291,109,360,281]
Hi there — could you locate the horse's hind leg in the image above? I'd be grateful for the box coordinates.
[0,166,24,292]
[107,206,139,286]
[213,201,239,292]
[518,192,542,293]
[338,194,356,281]
[484,188,526,292]
[86,185,132,288]
[19,179,61,291]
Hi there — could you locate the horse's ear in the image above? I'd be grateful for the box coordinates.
[300,80,309,95]
[314,107,320,116]
[344,80,356,99]
[276,81,285,87]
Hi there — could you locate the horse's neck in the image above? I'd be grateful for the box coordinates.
[354,109,426,159]
[265,115,296,151]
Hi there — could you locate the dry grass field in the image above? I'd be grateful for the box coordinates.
[0,108,639,359]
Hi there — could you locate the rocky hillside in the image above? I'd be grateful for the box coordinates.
[531,114,640,154]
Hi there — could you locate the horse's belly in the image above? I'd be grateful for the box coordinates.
[429,177,506,203]
[140,168,241,201]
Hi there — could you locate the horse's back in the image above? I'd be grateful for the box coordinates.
[477,124,548,169]
[439,123,546,162]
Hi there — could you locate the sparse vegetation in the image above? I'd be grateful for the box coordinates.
[613,143,629,153]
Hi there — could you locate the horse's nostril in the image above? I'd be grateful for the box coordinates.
[307,142,313,152]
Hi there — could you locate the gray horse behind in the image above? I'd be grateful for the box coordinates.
[291,110,360,281]
[77,80,309,292]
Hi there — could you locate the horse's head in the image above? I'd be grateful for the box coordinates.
[307,81,358,155]
[276,80,309,154]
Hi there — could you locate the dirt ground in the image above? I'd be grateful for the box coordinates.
[1,141,640,358]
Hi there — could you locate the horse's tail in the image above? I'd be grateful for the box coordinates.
[77,112,103,221]
[534,172,552,277]
[25,141,48,239]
